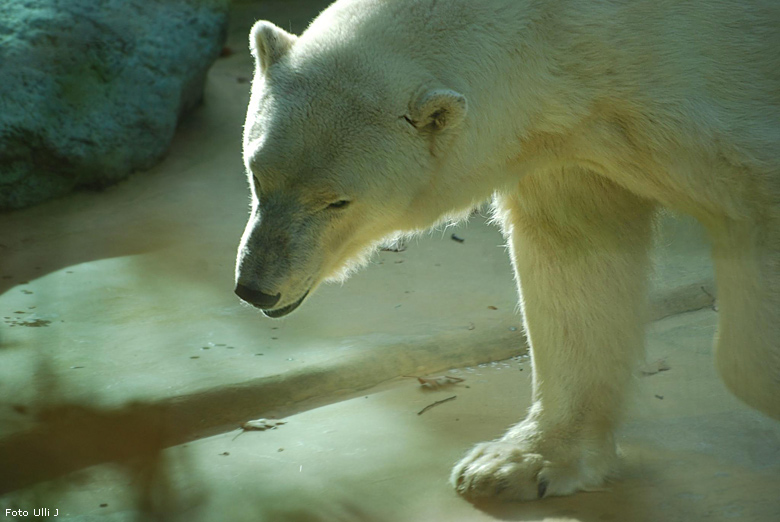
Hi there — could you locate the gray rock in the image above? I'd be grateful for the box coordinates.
[0,0,229,210]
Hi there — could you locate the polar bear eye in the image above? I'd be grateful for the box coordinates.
[328,200,351,210]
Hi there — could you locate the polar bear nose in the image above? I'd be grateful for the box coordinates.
[234,284,281,309]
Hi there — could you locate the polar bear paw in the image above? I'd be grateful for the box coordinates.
[451,427,617,502]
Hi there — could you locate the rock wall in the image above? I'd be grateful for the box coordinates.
[0,0,229,210]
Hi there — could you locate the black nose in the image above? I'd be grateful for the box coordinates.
[235,284,281,309]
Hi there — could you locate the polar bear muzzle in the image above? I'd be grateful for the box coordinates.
[234,282,310,319]
[233,284,280,310]
[261,291,309,319]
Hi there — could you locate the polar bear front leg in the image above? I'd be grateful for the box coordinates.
[453,167,656,501]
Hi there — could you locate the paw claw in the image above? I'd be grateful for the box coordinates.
[537,478,548,499]
[452,422,616,502]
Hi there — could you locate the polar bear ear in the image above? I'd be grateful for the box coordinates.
[249,21,297,73]
[408,89,468,132]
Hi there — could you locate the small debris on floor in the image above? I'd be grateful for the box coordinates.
[406,375,465,389]
[233,418,286,441]
[219,452,230,456]
[241,419,286,431]
[655,394,664,400]
[487,305,498,310]
[418,395,457,415]
[70,366,84,369]
[99,504,108,508]
[467,323,475,330]
[3,318,51,327]
[450,233,465,243]
[190,356,199,359]
[701,286,718,312]
[640,358,671,376]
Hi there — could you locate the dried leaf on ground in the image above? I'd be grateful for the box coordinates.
[241,418,286,431]
[640,358,671,376]
[406,375,465,389]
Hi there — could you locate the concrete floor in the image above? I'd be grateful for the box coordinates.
[1,1,778,521]
[2,311,779,521]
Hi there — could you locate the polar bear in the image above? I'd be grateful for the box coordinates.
[234,0,780,502]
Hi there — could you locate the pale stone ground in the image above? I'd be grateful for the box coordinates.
[1,1,777,521]
[2,311,779,521]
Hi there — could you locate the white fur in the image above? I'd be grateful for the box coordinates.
[236,0,780,501]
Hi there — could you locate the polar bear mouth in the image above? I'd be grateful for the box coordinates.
[262,291,309,318]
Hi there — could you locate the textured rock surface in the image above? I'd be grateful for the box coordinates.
[0,0,229,210]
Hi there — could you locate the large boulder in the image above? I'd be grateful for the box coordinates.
[0,0,229,210]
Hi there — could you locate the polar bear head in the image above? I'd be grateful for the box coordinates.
[234,12,477,318]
